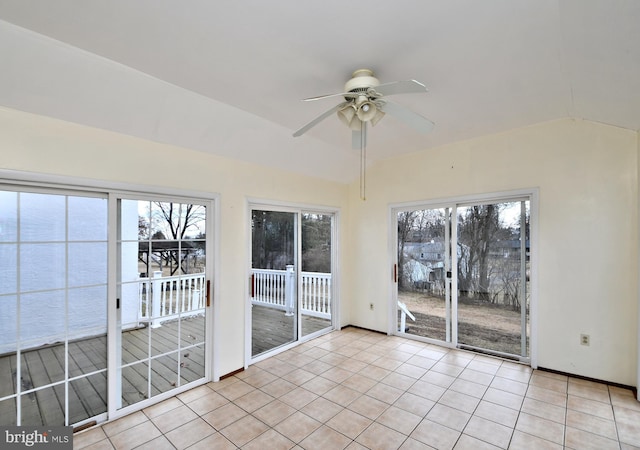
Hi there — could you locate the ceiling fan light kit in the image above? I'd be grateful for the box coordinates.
[294,69,434,200]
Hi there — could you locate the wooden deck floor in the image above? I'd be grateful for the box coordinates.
[0,306,331,427]
[251,305,331,356]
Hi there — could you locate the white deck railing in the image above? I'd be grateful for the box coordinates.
[139,271,206,327]
[251,268,331,319]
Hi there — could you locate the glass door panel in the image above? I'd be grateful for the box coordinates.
[456,201,530,357]
[301,213,333,338]
[251,210,297,357]
[0,190,108,426]
[397,208,451,342]
[117,199,207,410]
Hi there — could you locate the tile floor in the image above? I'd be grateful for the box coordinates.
[74,328,640,449]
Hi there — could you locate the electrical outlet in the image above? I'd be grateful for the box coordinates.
[369,303,374,310]
[580,334,590,346]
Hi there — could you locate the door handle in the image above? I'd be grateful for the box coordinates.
[393,264,398,283]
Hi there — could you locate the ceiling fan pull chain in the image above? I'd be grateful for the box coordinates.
[360,123,367,201]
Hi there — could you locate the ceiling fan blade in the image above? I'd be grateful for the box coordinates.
[293,103,346,137]
[303,92,359,102]
[375,80,428,96]
[380,101,435,133]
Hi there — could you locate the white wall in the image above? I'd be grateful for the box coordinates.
[346,118,638,387]
[0,106,349,377]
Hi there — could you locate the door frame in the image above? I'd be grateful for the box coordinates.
[246,199,340,367]
[389,188,539,368]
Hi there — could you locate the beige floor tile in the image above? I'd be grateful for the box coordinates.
[449,378,488,399]
[381,372,418,391]
[252,399,296,427]
[405,355,438,370]
[454,434,501,450]
[143,396,183,418]
[260,378,297,398]
[300,397,344,422]
[520,397,566,424]
[426,403,471,432]
[217,379,256,401]
[410,418,461,449]
[164,418,215,449]
[279,386,318,409]
[298,425,352,450]
[243,369,279,388]
[326,409,372,439]
[80,439,115,450]
[466,360,499,376]
[509,430,562,450]
[407,379,447,402]
[565,408,617,439]
[201,402,247,430]
[109,421,161,450]
[186,390,229,415]
[84,330,639,450]
[438,389,480,414]
[134,435,177,450]
[176,384,214,404]
[473,400,519,428]
[420,370,456,389]
[394,392,436,417]
[347,393,389,420]
[564,426,619,450]
[356,422,407,450]
[482,387,524,410]
[525,385,567,408]
[376,405,422,435]
[233,389,274,413]
[274,410,322,443]
[515,412,564,445]
[462,415,513,449]
[458,368,495,386]
[302,359,332,375]
[494,366,531,384]
[567,394,614,420]
[359,364,392,381]
[529,373,568,393]
[219,414,269,447]
[102,411,148,437]
[320,366,354,383]
[323,384,361,407]
[151,404,199,433]
[567,382,611,403]
[73,427,107,449]
[489,376,528,396]
[395,362,429,379]
[242,429,295,450]
[186,431,236,450]
[367,382,404,404]
[341,372,378,393]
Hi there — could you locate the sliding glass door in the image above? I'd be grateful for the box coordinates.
[0,184,213,427]
[115,198,210,411]
[394,194,532,361]
[250,206,335,360]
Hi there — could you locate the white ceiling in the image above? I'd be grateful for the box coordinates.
[1,1,639,183]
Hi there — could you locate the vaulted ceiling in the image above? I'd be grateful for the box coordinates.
[1,1,639,182]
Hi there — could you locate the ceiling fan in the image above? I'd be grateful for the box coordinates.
[293,69,434,200]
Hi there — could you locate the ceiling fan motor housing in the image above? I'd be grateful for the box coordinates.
[344,69,380,94]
